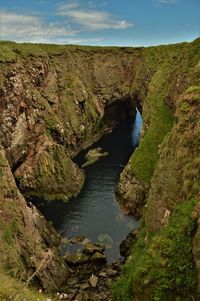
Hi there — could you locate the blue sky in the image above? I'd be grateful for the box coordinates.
[0,0,199,46]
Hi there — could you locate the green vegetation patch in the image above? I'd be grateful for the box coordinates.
[130,64,174,183]
[2,219,17,246]
[186,85,200,94]
[0,153,7,167]
[14,43,48,57]
[0,40,140,63]
[0,43,18,62]
[0,152,7,177]
[0,41,47,61]
[0,268,47,301]
[113,199,197,301]
[180,101,191,112]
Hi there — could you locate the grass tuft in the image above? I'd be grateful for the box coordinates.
[113,199,197,301]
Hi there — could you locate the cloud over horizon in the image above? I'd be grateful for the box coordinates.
[57,2,133,30]
[1,10,79,43]
[0,0,197,46]
[1,2,133,44]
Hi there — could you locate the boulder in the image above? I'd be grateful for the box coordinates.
[64,251,89,265]
[119,229,138,258]
[89,274,99,288]
[83,243,105,255]
[71,235,85,244]
[90,251,107,264]
[82,147,109,168]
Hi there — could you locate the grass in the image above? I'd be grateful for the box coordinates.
[130,59,175,183]
[0,43,18,62]
[0,40,140,62]
[43,113,58,134]
[0,268,47,301]
[128,38,200,184]
[112,199,197,301]
[0,152,7,177]
[1,218,17,247]
[0,152,7,167]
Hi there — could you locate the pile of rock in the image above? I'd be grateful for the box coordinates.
[64,242,107,269]
[60,242,121,301]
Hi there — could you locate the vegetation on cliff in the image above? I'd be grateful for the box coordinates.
[0,40,140,201]
[130,57,175,183]
[129,40,200,184]
[0,148,68,300]
[0,40,138,63]
[113,38,200,300]
[0,269,47,301]
[113,199,198,301]
[0,38,199,300]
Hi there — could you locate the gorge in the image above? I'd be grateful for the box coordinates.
[0,38,199,301]
[34,111,141,263]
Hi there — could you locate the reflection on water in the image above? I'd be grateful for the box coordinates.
[35,109,142,263]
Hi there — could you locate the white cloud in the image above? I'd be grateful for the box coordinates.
[1,10,78,43]
[1,2,132,45]
[157,0,177,4]
[65,37,104,44]
[58,2,133,30]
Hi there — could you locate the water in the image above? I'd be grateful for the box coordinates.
[36,109,142,263]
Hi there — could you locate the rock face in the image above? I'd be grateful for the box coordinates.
[0,147,68,290]
[119,229,138,258]
[113,38,200,300]
[0,43,140,200]
[15,143,85,201]
[116,160,148,217]
[0,43,141,298]
[0,39,200,300]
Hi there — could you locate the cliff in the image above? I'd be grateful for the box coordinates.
[0,42,141,201]
[0,39,199,300]
[0,42,141,299]
[113,38,200,300]
[0,147,68,300]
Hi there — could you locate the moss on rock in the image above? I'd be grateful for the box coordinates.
[15,142,85,201]
[113,199,198,301]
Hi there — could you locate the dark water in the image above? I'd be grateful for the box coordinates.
[36,109,142,263]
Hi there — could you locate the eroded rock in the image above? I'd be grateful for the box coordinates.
[116,160,149,218]
[0,148,68,290]
[89,274,99,288]
[120,229,138,258]
[82,147,109,168]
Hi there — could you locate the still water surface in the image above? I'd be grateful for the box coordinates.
[36,109,142,263]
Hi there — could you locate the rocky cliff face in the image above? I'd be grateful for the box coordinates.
[113,38,200,300]
[0,39,200,300]
[0,42,141,298]
[0,147,68,293]
[0,43,140,201]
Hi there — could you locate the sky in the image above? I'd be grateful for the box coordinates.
[0,0,199,46]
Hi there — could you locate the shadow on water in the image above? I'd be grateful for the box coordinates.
[34,109,142,263]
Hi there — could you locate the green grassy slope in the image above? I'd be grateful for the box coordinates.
[112,38,200,301]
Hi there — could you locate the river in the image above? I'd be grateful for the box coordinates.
[35,109,142,263]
